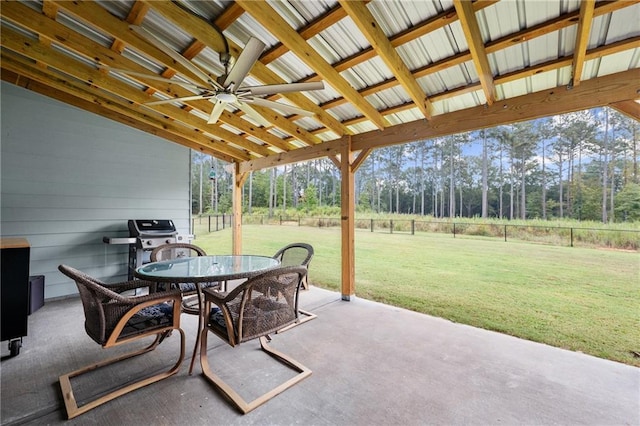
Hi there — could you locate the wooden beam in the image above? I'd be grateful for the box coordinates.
[50,1,206,88]
[453,0,496,105]
[303,1,496,78]
[340,36,639,127]
[41,0,58,19]
[260,3,348,65]
[236,0,388,130]
[3,1,286,157]
[125,1,148,25]
[351,148,372,173]
[485,0,635,55]
[307,1,637,114]
[238,139,343,174]
[327,155,341,170]
[350,69,639,152]
[142,0,227,54]
[1,63,236,162]
[571,0,596,87]
[142,1,347,139]
[241,68,638,173]
[48,0,322,149]
[339,0,432,119]
[0,25,254,161]
[247,57,349,138]
[610,100,640,121]
[214,3,244,30]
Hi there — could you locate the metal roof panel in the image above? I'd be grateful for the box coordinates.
[267,51,315,83]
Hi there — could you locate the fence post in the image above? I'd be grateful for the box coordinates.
[571,227,574,247]
[453,222,456,238]
[411,220,415,235]
[370,219,374,232]
[390,220,393,234]
[298,216,301,226]
[208,215,211,233]
[504,225,507,242]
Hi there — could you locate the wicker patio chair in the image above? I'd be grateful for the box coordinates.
[272,243,314,290]
[150,243,220,314]
[199,265,312,414]
[272,243,317,332]
[57,265,185,419]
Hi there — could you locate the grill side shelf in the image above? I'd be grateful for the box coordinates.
[102,237,137,245]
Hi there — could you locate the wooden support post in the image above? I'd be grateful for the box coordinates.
[231,164,248,255]
[340,137,355,300]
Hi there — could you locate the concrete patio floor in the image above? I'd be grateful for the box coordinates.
[1,286,638,425]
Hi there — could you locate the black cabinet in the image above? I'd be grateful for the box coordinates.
[1,238,30,356]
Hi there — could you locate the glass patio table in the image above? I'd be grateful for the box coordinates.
[135,255,280,374]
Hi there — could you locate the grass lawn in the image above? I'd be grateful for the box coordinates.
[193,223,640,366]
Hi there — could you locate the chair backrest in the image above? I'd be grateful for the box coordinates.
[151,243,206,262]
[272,243,314,268]
[58,265,179,346]
[212,266,307,345]
[58,265,131,345]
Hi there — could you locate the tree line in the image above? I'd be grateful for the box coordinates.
[192,107,640,223]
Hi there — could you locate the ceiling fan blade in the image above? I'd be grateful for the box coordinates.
[245,98,315,117]
[222,37,266,89]
[235,101,271,127]
[130,25,220,89]
[145,94,212,106]
[245,81,324,96]
[207,100,227,124]
[101,66,208,91]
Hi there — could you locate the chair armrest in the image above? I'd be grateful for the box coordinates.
[103,279,158,294]
[202,287,229,302]
[129,288,183,305]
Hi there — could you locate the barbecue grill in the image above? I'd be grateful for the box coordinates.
[103,219,192,279]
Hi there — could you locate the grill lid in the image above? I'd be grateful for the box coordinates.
[128,219,177,237]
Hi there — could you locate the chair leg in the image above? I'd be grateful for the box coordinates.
[200,330,311,414]
[59,329,185,419]
[276,309,317,334]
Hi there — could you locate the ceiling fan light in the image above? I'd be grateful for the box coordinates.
[217,93,236,102]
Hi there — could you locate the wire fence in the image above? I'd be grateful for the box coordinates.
[192,214,640,251]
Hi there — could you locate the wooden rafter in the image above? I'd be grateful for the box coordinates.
[338,0,432,119]
[308,1,634,114]
[141,0,227,54]
[296,0,497,82]
[240,69,639,172]
[236,0,388,131]
[334,35,640,127]
[1,57,238,162]
[260,3,349,65]
[611,100,640,121]
[0,24,258,160]
[571,0,596,87]
[141,2,322,147]
[214,2,245,30]
[351,69,639,151]
[145,1,347,139]
[1,0,637,167]
[453,0,496,105]
[46,0,323,151]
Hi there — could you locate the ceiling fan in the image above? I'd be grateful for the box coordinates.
[109,25,324,126]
